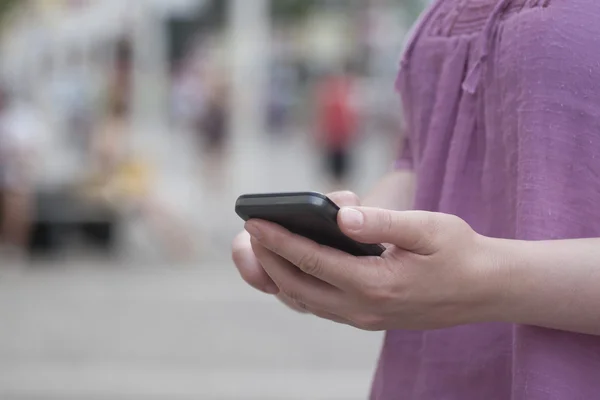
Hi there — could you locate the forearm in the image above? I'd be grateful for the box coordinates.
[363,169,415,210]
[487,237,600,335]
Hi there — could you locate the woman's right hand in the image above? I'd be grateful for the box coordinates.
[231,191,361,312]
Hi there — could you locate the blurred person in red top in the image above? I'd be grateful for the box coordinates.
[316,65,358,190]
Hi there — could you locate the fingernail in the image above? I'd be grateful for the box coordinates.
[245,221,263,240]
[340,208,364,231]
[263,284,280,295]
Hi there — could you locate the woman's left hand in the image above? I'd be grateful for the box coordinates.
[245,207,502,331]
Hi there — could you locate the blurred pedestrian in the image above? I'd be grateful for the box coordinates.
[171,63,206,131]
[200,78,229,154]
[315,66,358,190]
[267,60,297,136]
[0,91,43,255]
[83,100,194,261]
[197,75,230,190]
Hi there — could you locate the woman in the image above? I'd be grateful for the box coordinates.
[233,1,600,399]
[0,94,41,255]
[84,101,192,261]
[197,75,230,191]
[316,67,358,190]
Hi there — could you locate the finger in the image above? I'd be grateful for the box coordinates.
[327,191,361,207]
[277,293,310,314]
[232,231,279,295]
[246,220,376,291]
[251,237,347,312]
[308,307,352,325]
[278,293,351,325]
[338,208,442,255]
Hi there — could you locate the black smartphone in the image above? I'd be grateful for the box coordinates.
[235,191,385,257]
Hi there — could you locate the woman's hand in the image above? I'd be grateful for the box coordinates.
[231,191,361,312]
[245,207,501,330]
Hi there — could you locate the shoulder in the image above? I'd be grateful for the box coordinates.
[494,1,600,98]
[499,1,600,67]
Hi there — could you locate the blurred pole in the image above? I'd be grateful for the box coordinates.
[229,0,270,143]
[130,2,170,133]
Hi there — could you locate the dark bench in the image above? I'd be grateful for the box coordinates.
[29,190,120,257]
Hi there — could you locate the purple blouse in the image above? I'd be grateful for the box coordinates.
[374,1,600,399]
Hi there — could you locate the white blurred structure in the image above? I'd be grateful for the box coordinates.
[0,0,215,186]
[228,0,270,143]
[0,0,208,126]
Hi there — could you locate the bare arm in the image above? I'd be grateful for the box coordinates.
[358,170,600,335]
[362,169,415,210]
[489,237,600,335]
[245,205,600,335]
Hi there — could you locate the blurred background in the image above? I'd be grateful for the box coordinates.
[0,0,426,399]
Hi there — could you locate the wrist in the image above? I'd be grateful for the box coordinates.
[475,235,543,325]
[469,235,525,324]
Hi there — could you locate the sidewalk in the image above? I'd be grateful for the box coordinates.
[0,264,382,399]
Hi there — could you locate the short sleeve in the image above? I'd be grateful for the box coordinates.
[494,1,600,240]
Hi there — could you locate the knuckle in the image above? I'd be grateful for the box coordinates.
[444,213,472,235]
[296,251,324,277]
[277,294,309,314]
[362,280,394,305]
[295,301,310,312]
[424,213,444,237]
[265,232,283,253]
[378,211,395,235]
[281,287,305,305]
[249,237,264,255]
[410,213,443,253]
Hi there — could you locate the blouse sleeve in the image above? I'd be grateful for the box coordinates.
[394,134,413,171]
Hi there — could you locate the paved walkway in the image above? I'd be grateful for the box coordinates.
[0,264,382,399]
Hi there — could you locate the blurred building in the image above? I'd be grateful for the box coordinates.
[0,0,208,125]
[0,0,425,138]
[0,0,426,214]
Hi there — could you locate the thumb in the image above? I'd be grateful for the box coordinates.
[327,191,361,207]
[338,207,441,255]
